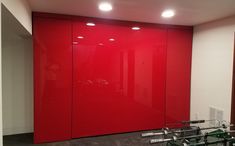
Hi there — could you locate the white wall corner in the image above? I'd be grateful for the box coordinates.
[2,0,32,34]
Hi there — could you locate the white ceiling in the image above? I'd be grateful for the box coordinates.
[28,0,235,26]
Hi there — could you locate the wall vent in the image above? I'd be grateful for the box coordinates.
[209,106,224,126]
[209,107,216,126]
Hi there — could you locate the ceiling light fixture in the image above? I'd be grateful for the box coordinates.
[99,2,113,12]
[86,22,96,26]
[132,27,141,30]
[161,9,175,18]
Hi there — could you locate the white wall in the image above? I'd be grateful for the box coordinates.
[2,37,33,136]
[191,16,235,122]
[2,39,33,136]
[2,0,32,34]
[0,1,2,146]
[2,4,33,136]
[0,0,31,144]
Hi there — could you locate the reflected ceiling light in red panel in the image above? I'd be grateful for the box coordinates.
[132,27,141,30]
[73,42,78,45]
[86,22,96,26]
[98,43,104,46]
[109,38,115,41]
[77,36,84,39]
[99,2,113,12]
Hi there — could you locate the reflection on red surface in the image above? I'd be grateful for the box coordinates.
[72,19,167,138]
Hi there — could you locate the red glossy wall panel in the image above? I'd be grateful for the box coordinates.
[33,13,193,143]
[165,28,193,126]
[34,17,72,143]
[72,19,167,138]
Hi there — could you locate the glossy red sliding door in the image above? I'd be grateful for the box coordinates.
[72,19,167,138]
[34,17,72,143]
[165,28,193,126]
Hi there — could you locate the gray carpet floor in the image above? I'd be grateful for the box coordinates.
[3,131,164,146]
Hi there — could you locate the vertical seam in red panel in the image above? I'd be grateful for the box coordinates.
[165,28,169,127]
[70,18,74,139]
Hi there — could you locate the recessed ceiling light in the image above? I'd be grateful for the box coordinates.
[86,22,96,26]
[99,2,113,12]
[161,9,175,18]
[132,27,141,30]
[77,36,84,39]
[109,38,115,41]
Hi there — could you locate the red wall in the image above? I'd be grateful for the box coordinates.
[34,17,72,143]
[72,18,167,138]
[165,28,192,126]
[33,13,193,143]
